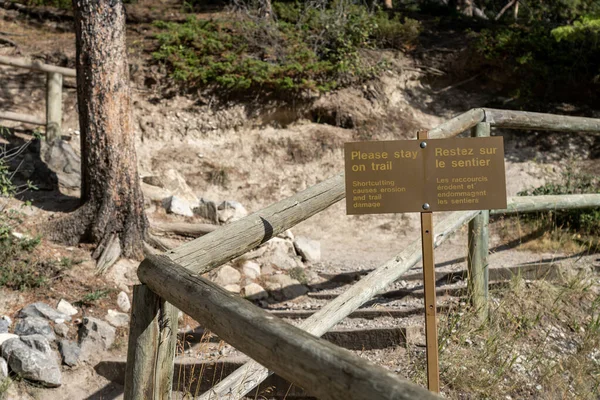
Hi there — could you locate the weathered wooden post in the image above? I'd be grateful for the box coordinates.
[124,284,178,400]
[468,122,490,322]
[46,71,62,142]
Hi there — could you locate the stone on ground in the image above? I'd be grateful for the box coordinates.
[293,237,321,263]
[58,340,80,367]
[1,338,62,387]
[223,284,241,293]
[14,317,56,342]
[217,200,247,223]
[0,319,8,334]
[54,323,69,338]
[241,261,261,280]
[166,195,194,217]
[56,299,78,317]
[0,333,18,347]
[0,357,7,379]
[20,335,53,356]
[162,169,200,208]
[193,198,218,223]
[78,317,116,362]
[268,275,308,300]
[105,310,130,328]
[213,265,241,287]
[117,291,131,313]
[19,302,71,323]
[244,283,268,300]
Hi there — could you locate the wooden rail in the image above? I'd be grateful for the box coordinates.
[137,254,440,400]
[126,109,600,400]
[0,55,75,140]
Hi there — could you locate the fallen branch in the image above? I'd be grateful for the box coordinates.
[150,222,218,238]
[495,0,517,20]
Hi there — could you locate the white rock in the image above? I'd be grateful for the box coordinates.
[117,291,131,313]
[241,261,261,280]
[0,333,18,346]
[223,284,241,293]
[217,201,248,223]
[141,182,172,202]
[293,237,321,263]
[1,315,12,326]
[162,169,200,208]
[166,196,194,217]
[0,357,7,379]
[213,265,241,287]
[105,309,130,328]
[244,283,268,300]
[57,299,78,317]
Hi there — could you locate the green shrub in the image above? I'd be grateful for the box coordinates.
[152,2,420,96]
[471,20,600,102]
[518,168,600,236]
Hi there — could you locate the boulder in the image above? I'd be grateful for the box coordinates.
[78,317,116,362]
[20,335,53,356]
[54,323,69,338]
[217,200,248,223]
[162,169,200,208]
[268,275,308,300]
[293,237,321,263]
[105,310,130,328]
[117,291,131,313]
[19,302,71,323]
[40,139,81,190]
[56,299,78,317]
[244,283,268,300]
[213,265,241,287]
[0,319,8,334]
[58,340,80,367]
[141,182,171,202]
[1,338,62,387]
[0,334,18,347]
[193,198,219,223]
[0,357,7,379]
[241,261,261,280]
[265,239,303,270]
[166,195,194,217]
[223,284,241,294]
[14,318,56,342]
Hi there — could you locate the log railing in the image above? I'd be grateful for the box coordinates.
[0,55,76,141]
[126,109,600,400]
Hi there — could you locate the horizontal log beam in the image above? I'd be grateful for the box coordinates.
[428,108,485,138]
[0,110,45,126]
[484,108,600,133]
[0,55,76,77]
[167,173,345,274]
[138,254,440,400]
[492,194,600,215]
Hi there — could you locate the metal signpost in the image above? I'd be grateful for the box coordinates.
[344,131,507,393]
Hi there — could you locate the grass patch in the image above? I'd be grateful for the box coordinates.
[432,271,600,398]
[74,289,112,307]
[0,212,67,290]
[515,168,600,251]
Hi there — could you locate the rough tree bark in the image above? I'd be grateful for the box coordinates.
[49,0,146,260]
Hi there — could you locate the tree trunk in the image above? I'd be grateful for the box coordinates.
[50,0,146,259]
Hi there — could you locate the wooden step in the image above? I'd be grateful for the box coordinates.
[267,303,452,320]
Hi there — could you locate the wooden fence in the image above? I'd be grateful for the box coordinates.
[0,55,76,141]
[126,109,600,400]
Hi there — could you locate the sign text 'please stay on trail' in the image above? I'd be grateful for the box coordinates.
[344,137,507,214]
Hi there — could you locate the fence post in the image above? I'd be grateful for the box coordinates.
[468,122,490,322]
[124,284,178,400]
[46,72,62,142]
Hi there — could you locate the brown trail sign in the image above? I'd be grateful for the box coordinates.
[344,132,507,393]
[344,136,507,214]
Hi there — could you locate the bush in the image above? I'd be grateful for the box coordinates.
[152,1,420,96]
[517,168,600,237]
